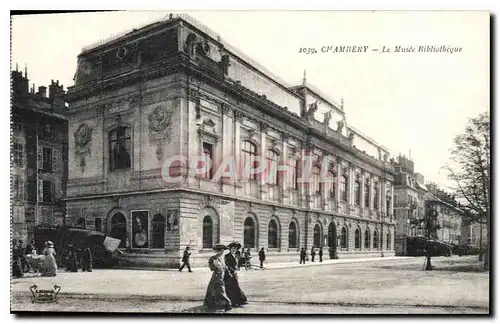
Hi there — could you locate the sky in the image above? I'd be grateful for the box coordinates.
[11,10,490,190]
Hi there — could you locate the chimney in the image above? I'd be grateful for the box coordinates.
[37,86,47,98]
[11,69,29,98]
[49,79,66,113]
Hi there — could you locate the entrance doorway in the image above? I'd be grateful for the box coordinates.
[328,222,338,259]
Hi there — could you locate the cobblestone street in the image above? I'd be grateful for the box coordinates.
[11,256,489,314]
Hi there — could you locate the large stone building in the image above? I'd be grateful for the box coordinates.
[11,67,68,243]
[64,14,396,268]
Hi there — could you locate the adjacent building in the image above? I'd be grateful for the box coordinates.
[11,67,68,243]
[393,155,468,255]
[64,14,396,268]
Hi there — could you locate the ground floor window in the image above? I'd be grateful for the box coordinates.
[386,232,391,250]
[151,214,165,249]
[268,219,278,248]
[203,216,213,248]
[373,230,379,249]
[110,212,127,248]
[355,228,361,249]
[288,221,298,248]
[340,227,348,249]
[132,211,149,249]
[244,217,256,249]
[364,230,370,249]
[313,224,321,248]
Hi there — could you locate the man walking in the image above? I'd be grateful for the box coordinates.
[258,247,266,269]
[300,247,306,264]
[179,246,193,272]
[310,246,316,262]
[319,246,323,262]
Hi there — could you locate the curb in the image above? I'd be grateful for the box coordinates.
[11,291,488,311]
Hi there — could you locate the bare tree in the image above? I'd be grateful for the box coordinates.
[444,112,490,271]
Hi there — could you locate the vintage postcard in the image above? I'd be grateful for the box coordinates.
[10,10,490,314]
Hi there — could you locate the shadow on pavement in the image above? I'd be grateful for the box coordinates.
[178,305,219,314]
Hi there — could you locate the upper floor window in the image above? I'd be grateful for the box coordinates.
[364,179,370,207]
[266,149,280,185]
[287,157,298,189]
[201,142,214,179]
[340,174,348,201]
[12,143,23,168]
[325,170,336,198]
[12,117,23,135]
[40,180,55,202]
[373,183,379,210]
[40,124,57,141]
[386,195,392,215]
[109,127,131,171]
[354,179,361,206]
[311,165,321,195]
[13,175,25,200]
[42,147,53,171]
[242,140,257,180]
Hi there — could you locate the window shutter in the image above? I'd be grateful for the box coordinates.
[52,148,59,171]
[51,182,56,202]
[37,146,42,170]
[37,180,43,202]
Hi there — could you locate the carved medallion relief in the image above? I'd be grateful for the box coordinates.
[148,105,173,160]
[74,123,93,172]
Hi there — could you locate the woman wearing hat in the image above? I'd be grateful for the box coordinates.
[40,241,58,277]
[224,242,248,307]
[204,244,232,312]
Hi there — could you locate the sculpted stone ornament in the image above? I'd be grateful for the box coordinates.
[148,105,173,160]
[74,123,93,172]
[323,109,333,126]
[304,101,319,120]
[336,120,344,133]
[348,132,355,144]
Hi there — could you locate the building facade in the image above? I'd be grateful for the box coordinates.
[11,67,68,243]
[64,15,396,268]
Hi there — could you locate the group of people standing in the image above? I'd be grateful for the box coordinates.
[62,245,93,273]
[12,240,58,278]
[204,242,249,312]
[300,246,324,264]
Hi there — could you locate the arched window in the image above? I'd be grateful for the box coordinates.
[340,174,348,201]
[268,219,278,248]
[266,150,280,185]
[340,227,348,249]
[386,195,392,216]
[373,183,380,210]
[77,217,86,229]
[109,126,131,171]
[354,180,361,205]
[364,180,370,208]
[288,221,298,248]
[151,214,165,249]
[202,216,213,248]
[364,229,370,249]
[110,212,127,248]
[311,165,321,195]
[242,141,258,180]
[373,230,379,249]
[355,227,361,249]
[325,170,336,198]
[313,224,321,248]
[386,232,391,249]
[244,217,256,248]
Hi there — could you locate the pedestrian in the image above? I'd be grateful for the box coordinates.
[204,244,232,312]
[43,241,57,258]
[300,247,306,264]
[179,246,193,272]
[319,246,323,262]
[65,245,78,272]
[235,247,242,270]
[311,246,316,262]
[81,247,93,272]
[224,242,248,307]
[25,240,36,256]
[40,248,57,277]
[12,240,24,278]
[258,247,266,269]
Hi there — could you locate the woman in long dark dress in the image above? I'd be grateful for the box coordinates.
[224,242,248,307]
[204,244,232,312]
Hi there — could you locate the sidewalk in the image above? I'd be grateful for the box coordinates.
[115,256,412,272]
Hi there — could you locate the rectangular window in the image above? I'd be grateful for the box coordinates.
[95,217,102,232]
[42,147,53,171]
[288,157,298,189]
[311,166,321,195]
[201,142,214,179]
[42,180,55,202]
[13,175,25,200]
[109,127,132,171]
[266,150,279,185]
[13,143,23,167]
[40,124,56,141]
[12,117,23,135]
